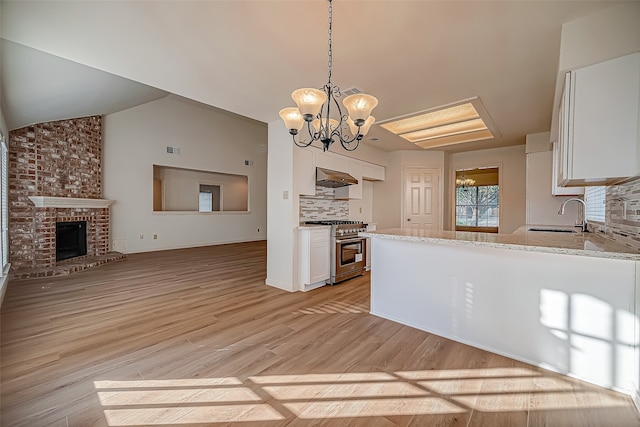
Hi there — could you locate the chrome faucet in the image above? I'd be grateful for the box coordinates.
[558,198,589,232]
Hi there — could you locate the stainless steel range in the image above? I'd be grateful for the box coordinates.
[304,220,368,285]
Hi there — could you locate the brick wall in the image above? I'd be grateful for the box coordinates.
[8,116,108,270]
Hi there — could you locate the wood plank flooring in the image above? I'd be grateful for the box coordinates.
[1,240,639,426]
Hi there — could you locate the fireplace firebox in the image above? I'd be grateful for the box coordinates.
[56,221,88,262]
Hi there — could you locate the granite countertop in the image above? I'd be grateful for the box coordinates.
[360,225,640,261]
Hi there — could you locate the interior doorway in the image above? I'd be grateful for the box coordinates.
[454,167,500,233]
[403,167,441,230]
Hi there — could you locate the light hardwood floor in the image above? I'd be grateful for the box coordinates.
[1,240,639,426]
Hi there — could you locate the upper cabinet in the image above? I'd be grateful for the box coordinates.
[293,147,386,198]
[293,147,316,196]
[551,141,583,196]
[335,160,363,200]
[556,52,640,187]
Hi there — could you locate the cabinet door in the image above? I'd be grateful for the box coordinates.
[568,53,640,183]
[552,142,583,196]
[293,148,315,196]
[315,151,332,169]
[362,163,385,181]
[557,72,571,186]
[309,229,330,284]
[331,156,349,173]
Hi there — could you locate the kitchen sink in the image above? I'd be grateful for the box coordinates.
[528,227,576,233]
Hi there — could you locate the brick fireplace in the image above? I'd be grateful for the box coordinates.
[8,116,124,279]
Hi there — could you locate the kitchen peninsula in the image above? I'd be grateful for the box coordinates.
[360,227,640,394]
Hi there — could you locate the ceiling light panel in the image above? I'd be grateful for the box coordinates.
[380,103,480,135]
[378,97,499,149]
[415,129,494,149]
[401,118,488,143]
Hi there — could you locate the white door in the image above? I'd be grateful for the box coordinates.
[404,168,440,230]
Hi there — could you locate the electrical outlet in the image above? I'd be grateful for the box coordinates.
[283,190,289,200]
[153,234,158,240]
[139,234,144,239]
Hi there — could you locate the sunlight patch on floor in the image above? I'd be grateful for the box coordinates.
[103,405,285,426]
[98,387,261,405]
[284,397,466,418]
[95,366,629,425]
[292,300,369,315]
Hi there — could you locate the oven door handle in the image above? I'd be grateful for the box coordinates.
[335,237,365,244]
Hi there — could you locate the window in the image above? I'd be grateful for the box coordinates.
[455,167,499,233]
[584,186,605,223]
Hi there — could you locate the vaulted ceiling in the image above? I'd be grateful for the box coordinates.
[0,1,629,153]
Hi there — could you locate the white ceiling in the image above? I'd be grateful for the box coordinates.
[0,1,629,153]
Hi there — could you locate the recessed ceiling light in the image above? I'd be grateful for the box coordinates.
[378,97,499,149]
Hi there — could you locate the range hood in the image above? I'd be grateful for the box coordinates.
[316,167,358,188]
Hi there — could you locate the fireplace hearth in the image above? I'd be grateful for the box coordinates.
[56,221,87,262]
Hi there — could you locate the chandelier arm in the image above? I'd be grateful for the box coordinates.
[339,138,361,152]
[292,134,314,148]
[292,121,323,147]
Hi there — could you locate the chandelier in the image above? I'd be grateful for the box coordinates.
[279,0,378,152]
[456,171,476,189]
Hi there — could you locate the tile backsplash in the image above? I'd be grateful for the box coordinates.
[602,176,640,250]
[299,186,349,222]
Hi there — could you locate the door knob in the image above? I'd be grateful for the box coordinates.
[407,218,411,221]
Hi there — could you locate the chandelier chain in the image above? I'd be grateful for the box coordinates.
[327,0,333,84]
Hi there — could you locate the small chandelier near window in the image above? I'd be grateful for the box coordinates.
[279,0,378,152]
[456,171,476,189]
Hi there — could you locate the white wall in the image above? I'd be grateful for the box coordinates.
[103,95,267,253]
[349,181,374,223]
[373,150,445,230]
[525,132,580,226]
[445,145,526,234]
[266,120,297,292]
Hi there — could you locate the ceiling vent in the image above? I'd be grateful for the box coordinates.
[342,87,362,96]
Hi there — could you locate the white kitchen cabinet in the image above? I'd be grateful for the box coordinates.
[335,160,363,200]
[293,148,315,196]
[298,227,330,291]
[362,163,385,181]
[551,142,583,196]
[557,52,640,186]
[330,155,350,174]
[314,151,333,169]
